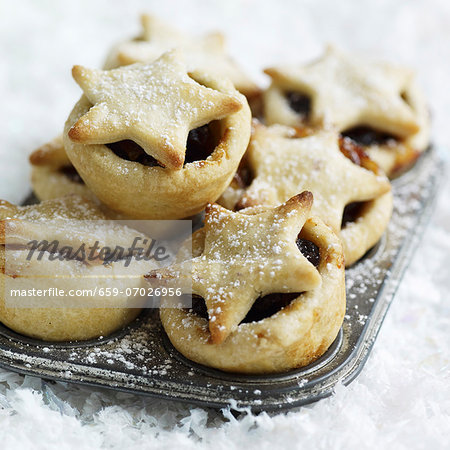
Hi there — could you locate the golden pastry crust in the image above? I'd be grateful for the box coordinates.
[64,55,251,219]
[340,191,393,265]
[358,79,430,176]
[229,123,391,266]
[0,196,157,341]
[29,137,132,220]
[0,248,144,341]
[29,135,70,168]
[29,135,97,202]
[104,14,261,100]
[263,46,430,177]
[158,205,345,374]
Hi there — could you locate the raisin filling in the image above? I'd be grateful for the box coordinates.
[189,294,209,319]
[106,123,219,167]
[341,126,397,147]
[338,136,377,228]
[341,125,421,176]
[107,140,160,167]
[59,165,84,184]
[338,136,380,175]
[232,158,253,190]
[241,292,300,323]
[188,238,321,324]
[341,202,365,228]
[285,91,311,119]
[296,238,321,267]
[184,123,218,164]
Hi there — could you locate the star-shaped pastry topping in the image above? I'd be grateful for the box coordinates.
[265,46,420,138]
[113,15,219,67]
[146,192,321,344]
[238,124,391,233]
[68,51,243,169]
[105,14,260,98]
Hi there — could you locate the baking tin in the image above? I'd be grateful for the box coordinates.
[0,148,443,411]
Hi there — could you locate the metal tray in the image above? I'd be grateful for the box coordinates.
[0,148,443,411]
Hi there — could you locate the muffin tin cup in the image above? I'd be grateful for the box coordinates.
[0,147,443,411]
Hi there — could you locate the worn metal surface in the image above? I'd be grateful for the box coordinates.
[0,149,443,411]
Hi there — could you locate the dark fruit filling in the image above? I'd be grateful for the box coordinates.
[188,238,321,324]
[338,136,380,175]
[189,294,209,319]
[232,161,254,212]
[341,126,397,147]
[184,124,218,164]
[59,165,84,184]
[296,238,321,267]
[342,125,421,176]
[338,137,377,226]
[339,137,367,167]
[107,123,218,167]
[107,140,160,167]
[188,292,302,324]
[285,91,311,118]
[241,292,300,323]
[341,202,365,227]
[233,160,253,189]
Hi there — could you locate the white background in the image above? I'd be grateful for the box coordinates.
[0,1,449,448]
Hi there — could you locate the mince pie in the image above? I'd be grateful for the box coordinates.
[0,195,157,341]
[263,46,430,177]
[147,192,346,374]
[224,123,392,266]
[29,136,133,219]
[63,51,251,219]
[29,135,96,202]
[104,14,260,102]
